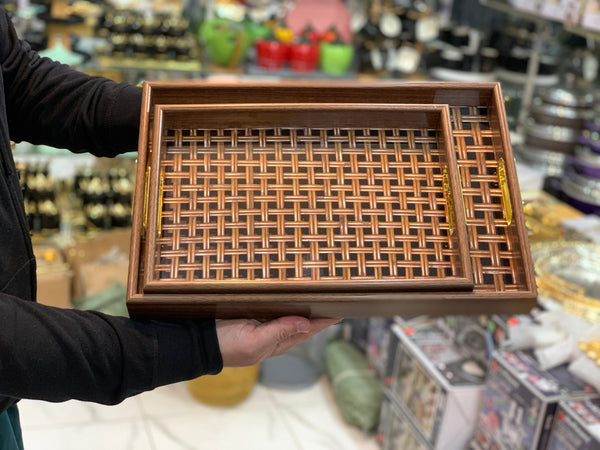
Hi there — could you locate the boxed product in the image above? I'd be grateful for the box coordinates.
[64,228,131,299]
[378,393,431,450]
[546,398,600,450]
[469,425,505,450]
[540,0,583,23]
[437,315,496,363]
[386,321,486,449]
[581,0,600,32]
[342,318,370,352]
[34,244,72,309]
[510,0,543,14]
[472,349,598,450]
[37,269,72,309]
[366,318,395,379]
[439,314,536,360]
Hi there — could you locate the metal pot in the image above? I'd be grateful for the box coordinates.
[515,144,565,176]
[570,145,600,179]
[525,123,580,154]
[561,168,600,214]
[531,99,593,129]
[579,128,600,154]
[539,85,595,108]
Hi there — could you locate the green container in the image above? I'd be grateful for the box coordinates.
[319,42,354,76]
[199,18,255,67]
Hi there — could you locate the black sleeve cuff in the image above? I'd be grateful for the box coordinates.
[153,319,223,388]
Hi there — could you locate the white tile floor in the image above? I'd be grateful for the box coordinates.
[18,376,379,450]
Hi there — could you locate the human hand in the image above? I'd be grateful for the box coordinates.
[216,316,340,367]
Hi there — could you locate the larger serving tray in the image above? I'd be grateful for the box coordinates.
[127,81,537,319]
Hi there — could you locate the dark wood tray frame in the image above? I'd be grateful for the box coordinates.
[142,103,472,295]
[127,81,537,319]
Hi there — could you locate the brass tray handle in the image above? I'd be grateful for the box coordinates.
[498,157,512,226]
[157,168,164,237]
[442,165,455,235]
[142,165,150,232]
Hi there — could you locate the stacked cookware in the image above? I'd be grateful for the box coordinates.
[519,82,595,175]
[561,111,600,214]
[516,80,600,215]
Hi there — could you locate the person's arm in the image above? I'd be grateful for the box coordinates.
[0,292,337,406]
[0,293,222,405]
[1,9,140,157]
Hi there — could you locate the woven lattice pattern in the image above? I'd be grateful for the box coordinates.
[153,126,462,284]
[450,106,521,292]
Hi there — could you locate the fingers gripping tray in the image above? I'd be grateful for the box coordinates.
[127,82,537,319]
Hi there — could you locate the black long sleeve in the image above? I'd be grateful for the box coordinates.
[0,294,222,405]
[0,8,223,413]
[2,9,140,156]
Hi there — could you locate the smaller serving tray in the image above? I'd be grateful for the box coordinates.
[140,104,471,297]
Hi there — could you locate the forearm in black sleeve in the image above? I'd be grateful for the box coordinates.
[0,293,222,405]
[1,9,141,157]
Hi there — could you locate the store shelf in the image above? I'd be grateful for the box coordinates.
[564,23,600,42]
[430,67,497,83]
[13,143,136,180]
[96,56,203,74]
[246,64,357,80]
[495,68,559,87]
[481,0,600,41]
[479,0,548,24]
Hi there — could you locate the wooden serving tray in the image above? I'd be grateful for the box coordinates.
[127,81,537,319]
[142,104,470,295]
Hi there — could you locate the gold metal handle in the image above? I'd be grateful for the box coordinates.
[142,165,150,232]
[498,157,512,226]
[442,166,455,235]
[157,168,164,237]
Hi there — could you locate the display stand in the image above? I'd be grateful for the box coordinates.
[479,0,599,136]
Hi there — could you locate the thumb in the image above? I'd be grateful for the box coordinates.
[255,316,338,359]
[217,316,339,366]
[255,316,311,345]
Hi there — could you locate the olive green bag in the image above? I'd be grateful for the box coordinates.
[324,339,383,431]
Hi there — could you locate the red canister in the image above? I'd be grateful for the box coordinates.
[289,42,319,72]
[255,39,289,70]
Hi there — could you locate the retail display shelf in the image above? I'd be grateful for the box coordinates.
[564,23,600,42]
[479,0,550,24]
[96,56,202,73]
[480,0,600,42]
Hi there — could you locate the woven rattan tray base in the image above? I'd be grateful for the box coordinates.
[142,104,471,294]
[127,82,537,319]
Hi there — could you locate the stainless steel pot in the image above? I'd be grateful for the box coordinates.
[531,100,593,128]
[561,168,600,214]
[525,123,580,154]
[539,85,595,108]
